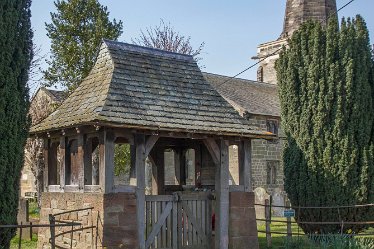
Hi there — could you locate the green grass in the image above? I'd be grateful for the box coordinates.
[28,200,40,220]
[257,218,374,249]
[10,234,38,249]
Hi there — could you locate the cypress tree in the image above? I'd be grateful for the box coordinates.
[0,0,33,246]
[276,16,374,233]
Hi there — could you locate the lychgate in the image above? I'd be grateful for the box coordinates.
[30,40,274,249]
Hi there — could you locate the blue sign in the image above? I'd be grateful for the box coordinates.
[283,209,295,217]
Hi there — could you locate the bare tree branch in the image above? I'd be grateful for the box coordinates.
[132,19,205,63]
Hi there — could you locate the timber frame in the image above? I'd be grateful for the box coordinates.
[40,124,254,249]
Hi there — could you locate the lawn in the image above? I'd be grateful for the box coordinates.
[257,218,374,249]
[10,234,38,249]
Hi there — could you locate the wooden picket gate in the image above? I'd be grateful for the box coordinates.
[145,192,213,249]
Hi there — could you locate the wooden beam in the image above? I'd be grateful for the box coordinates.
[135,134,146,249]
[195,145,202,187]
[203,138,220,166]
[83,137,93,185]
[239,139,252,192]
[43,139,49,192]
[59,137,66,191]
[215,139,229,249]
[99,130,115,193]
[77,134,85,192]
[145,135,159,157]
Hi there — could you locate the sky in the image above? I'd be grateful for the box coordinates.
[30,0,374,95]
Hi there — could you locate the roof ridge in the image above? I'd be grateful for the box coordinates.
[103,39,194,62]
[202,72,278,87]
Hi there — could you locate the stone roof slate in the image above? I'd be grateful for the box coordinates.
[203,73,280,117]
[31,40,272,138]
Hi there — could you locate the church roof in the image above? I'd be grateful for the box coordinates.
[203,73,280,117]
[31,40,272,138]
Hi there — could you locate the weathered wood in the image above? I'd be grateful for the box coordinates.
[43,139,49,191]
[203,138,220,166]
[195,145,202,187]
[48,185,61,192]
[48,141,59,186]
[145,135,159,157]
[135,134,146,249]
[206,196,212,249]
[77,134,85,192]
[59,137,66,190]
[215,139,229,249]
[112,185,136,193]
[181,201,207,242]
[174,148,181,185]
[286,201,292,239]
[83,185,101,192]
[145,195,174,202]
[145,201,173,248]
[239,139,252,192]
[172,200,178,249]
[83,137,93,185]
[229,185,245,192]
[129,145,136,185]
[99,130,115,193]
[265,199,272,247]
[149,154,158,195]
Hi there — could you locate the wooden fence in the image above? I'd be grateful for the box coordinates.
[256,201,374,247]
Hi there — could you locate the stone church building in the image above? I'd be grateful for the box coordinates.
[22,0,337,210]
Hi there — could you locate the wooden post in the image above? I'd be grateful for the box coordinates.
[29,222,33,240]
[77,134,85,192]
[286,201,292,239]
[99,130,115,193]
[195,144,202,187]
[135,134,146,249]
[129,145,137,185]
[18,222,22,249]
[174,148,181,185]
[59,137,66,190]
[84,137,93,185]
[43,139,49,191]
[265,199,272,247]
[239,139,252,192]
[215,139,229,249]
[49,214,56,249]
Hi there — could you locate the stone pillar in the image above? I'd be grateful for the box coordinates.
[229,192,259,249]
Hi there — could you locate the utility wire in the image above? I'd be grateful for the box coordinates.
[215,0,357,89]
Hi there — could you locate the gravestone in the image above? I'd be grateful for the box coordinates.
[272,188,285,217]
[254,187,270,220]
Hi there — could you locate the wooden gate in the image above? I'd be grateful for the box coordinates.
[145,192,213,249]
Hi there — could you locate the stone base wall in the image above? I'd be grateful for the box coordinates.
[37,192,138,249]
[229,192,259,249]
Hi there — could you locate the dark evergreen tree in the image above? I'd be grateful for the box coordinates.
[0,0,33,246]
[276,16,374,233]
[43,0,123,92]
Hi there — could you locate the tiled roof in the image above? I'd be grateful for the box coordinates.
[46,89,66,103]
[203,73,280,117]
[31,40,272,138]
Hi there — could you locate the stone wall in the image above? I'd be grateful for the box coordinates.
[229,192,259,249]
[37,192,138,249]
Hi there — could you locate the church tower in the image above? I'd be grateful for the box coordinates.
[255,0,337,84]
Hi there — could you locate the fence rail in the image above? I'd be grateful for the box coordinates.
[255,201,374,247]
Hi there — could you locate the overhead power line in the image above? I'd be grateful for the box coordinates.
[215,0,357,89]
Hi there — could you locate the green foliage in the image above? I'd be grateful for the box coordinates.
[114,144,131,177]
[43,0,123,92]
[0,0,33,246]
[276,16,374,234]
